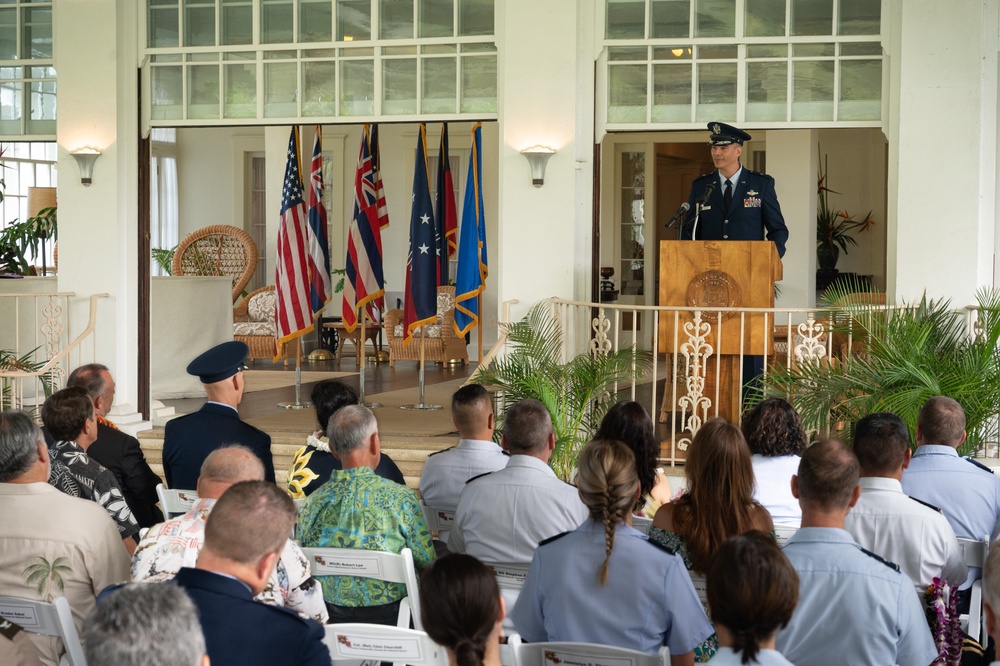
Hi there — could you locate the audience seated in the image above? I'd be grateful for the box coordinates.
[741,398,807,527]
[296,404,435,625]
[419,383,507,513]
[844,412,966,589]
[174,480,328,666]
[287,379,404,498]
[66,363,163,528]
[0,618,42,666]
[594,400,672,516]
[83,583,208,666]
[0,410,130,666]
[511,439,711,665]
[132,445,327,622]
[41,386,140,555]
[705,532,798,665]
[776,440,936,666]
[420,554,505,666]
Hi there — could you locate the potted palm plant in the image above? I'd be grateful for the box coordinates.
[817,152,874,272]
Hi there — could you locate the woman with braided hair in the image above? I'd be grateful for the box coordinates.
[420,554,505,666]
[510,439,712,665]
[706,532,798,665]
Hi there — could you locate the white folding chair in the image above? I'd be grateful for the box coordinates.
[419,500,456,542]
[484,561,530,634]
[155,483,198,519]
[508,633,670,666]
[773,525,798,546]
[687,572,709,608]
[958,534,990,644]
[302,546,423,630]
[324,623,449,666]
[632,515,652,536]
[0,595,86,666]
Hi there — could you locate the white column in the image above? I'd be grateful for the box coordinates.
[767,130,818,308]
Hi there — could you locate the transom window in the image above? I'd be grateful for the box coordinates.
[0,1,54,139]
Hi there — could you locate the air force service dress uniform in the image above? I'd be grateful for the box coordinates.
[162,341,274,490]
[775,527,937,666]
[418,438,509,512]
[681,123,789,258]
[510,520,713,656]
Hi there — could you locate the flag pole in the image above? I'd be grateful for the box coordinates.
[477,294,483,364]
[278,337,311,410]
[401,327,441,411]
[308,312,334,361]
[357,306,383,409]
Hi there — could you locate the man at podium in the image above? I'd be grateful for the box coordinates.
[681,122,788,258]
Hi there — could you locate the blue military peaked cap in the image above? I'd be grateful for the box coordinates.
[186,341,249,383]
[708,122,752,146]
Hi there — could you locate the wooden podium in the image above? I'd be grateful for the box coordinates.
[658,240,783,425]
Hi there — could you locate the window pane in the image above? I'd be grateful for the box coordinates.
[839,0,879,35]
[840,42,881,56]
[27,79,54,134]
[300,0,333,42]
[695,0,734,38]
[0,9,16,59]
[652,46,691,60]
[747,44,787,57]
[151,65,182,120]
[791,43,834,56]
[696,62,736,121]
[221,1,253,45]
[461,54,496,112]
[607,0,645,39]
[420,0,453,38]
[745,0,784,37]
[791,0,832,36]
[839,59,880,120]
[746,61,786,121]
[383,57,417,114]
[422,56,456,113]
[184,4,215,47]
[262,0,293,44]
[381,0,414,39]
[792,60,833,120]
[224,62,256,118]
[0,79,18,133]
[698,44,736,59]
[22,7,51,58]
[459,0,493,36]
[652,63,691,122]
[301,61,336,116]
[264,61,297,116]
[340,59,374,115]
[608,64,647,122]
[651,0,690,39]
[148,5,179,48]
[610,46,647,61]
[338,0,371,41]
[188,64,220,119]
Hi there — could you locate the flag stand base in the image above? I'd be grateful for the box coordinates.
[400,403,442,411]
[307,349,334,361]
[364,401,384,409]
[278,401,312,410]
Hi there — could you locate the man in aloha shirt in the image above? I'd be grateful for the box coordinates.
[41,386,139,555]
[296,404,435,625]
[131,445,327,623]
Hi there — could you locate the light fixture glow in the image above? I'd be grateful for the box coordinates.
[70,148,101,186]
[520,146,556,188]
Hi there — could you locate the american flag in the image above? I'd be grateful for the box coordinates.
[342,126,386,332]
[274,127,314,356]
[307,125,332,314]
[403,124,438,346]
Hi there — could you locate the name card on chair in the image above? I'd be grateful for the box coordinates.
[311,553,382,577]
[542,649,634,666]
[0,603,39,629]
[333,633,424,661]
[489,565,528,588]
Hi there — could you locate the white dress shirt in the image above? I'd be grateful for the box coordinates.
[751,454,801,527]
[418,438,508,512]
[844,476,967,588]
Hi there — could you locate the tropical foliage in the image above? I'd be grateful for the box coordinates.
[1,347,53,411]
[23,556,72,602]
[817,151,874,255]
[762,286,1000,455]
[475,302,653,480]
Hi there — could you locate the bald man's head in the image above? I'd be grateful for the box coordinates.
[196,445,265,499]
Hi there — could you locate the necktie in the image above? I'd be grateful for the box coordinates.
[724,179,733,209]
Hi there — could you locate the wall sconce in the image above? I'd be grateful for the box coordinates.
[520,146,556,187]
[70,148,101,186]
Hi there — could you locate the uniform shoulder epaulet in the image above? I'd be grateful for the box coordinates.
[427,446,455,458]
[964,457,994,473]
[0,617,25,641]
[538,530,571,546]
[644,537,676,556]
[859,546,901,572]
[502,449,511,457]
[465,470,494,485]
[908,496,942,512]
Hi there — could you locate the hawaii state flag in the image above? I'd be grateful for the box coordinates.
[342,126,386,332]
[454,123,488,336]
[403,124,438,347]
[274,127,314,357]
[306,126,332,314]
[369,124,391,314]
[435,123,457,285]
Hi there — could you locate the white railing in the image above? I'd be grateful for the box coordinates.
[0,292,108,411]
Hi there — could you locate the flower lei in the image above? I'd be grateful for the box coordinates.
[925,577,962,666]
[306,431,331,453]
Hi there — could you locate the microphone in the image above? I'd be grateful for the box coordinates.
[696,180,716,206]
[665,202,689,228]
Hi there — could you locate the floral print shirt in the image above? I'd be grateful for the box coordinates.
[296,466,435,607]
[48,440,139,540]
[131,498,328,623]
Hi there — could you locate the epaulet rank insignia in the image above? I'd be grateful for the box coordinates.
[909,496,942,512]
[860,546,901,572]
[965,457,994,473]
[465,471,493,485]
[645,538,676,556]
[539,531,571,546]
[427,446,454,458]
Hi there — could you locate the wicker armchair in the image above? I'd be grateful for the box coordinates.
[384,286,468,366]
[172,224,258,304]
[233,285,288,363]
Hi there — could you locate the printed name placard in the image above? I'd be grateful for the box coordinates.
[311,554,382,577]
[541,648,634,666]
[334,634,423,661]
[0,604,39,629]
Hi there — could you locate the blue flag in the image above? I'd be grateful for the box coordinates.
[454,123,487,336]
[403,124,438,346]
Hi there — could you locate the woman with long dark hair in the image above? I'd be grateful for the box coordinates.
[595,400,672,513]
